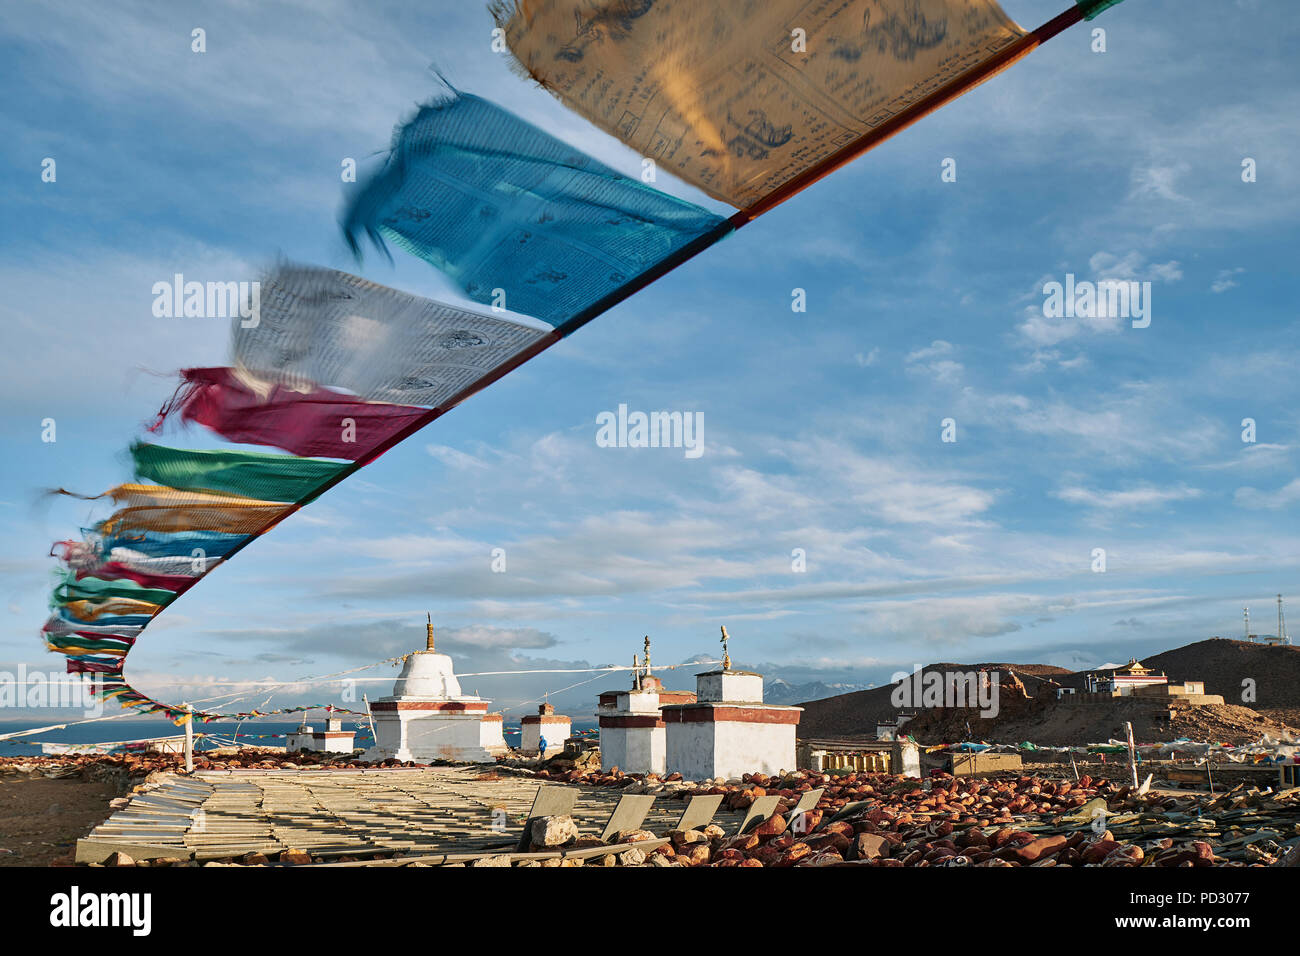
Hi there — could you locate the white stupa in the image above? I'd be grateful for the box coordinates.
[365,615,506,763]
[662,626,801,781]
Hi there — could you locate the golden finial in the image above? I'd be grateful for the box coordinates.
[426,612,435,652]
[720,625,731,670]
[643,635,652,676]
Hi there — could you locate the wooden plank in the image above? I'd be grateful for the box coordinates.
[791,788,825,816]
[599,793,657,842]
[76,839,194,864]
[675,793,724,833]
[192,846,283,860]
[737,795,782,835]
[563,838,669,860]
[515,785,577,850]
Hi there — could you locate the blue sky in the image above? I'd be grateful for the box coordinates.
[1,0,1298,721]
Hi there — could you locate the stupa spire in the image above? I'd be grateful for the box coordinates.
[426,612,435,652]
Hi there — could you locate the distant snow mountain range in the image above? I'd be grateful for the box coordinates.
[763,677,871,705]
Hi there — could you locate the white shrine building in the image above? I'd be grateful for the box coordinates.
[364,616,506,764]
[661,628,801,780]
[285,710,356,753]
[597,638,696,774]
[596,629,800,781]
[662,669,802,780]
[1083,659,1169,696]
[521,703,570,757]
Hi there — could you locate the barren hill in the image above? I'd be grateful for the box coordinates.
[1133,638,1300,710]
[898,694,1292,746]
[797,639,1300,746]
[795,662,1071,739]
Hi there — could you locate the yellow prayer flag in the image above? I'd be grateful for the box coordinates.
[96,484,294,536]
[62,598,163,622]
[497,0,1026,208]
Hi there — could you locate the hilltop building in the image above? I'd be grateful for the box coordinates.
[875,712,916,741]
[1076,659,1224,706]
[1084,659,1168,696]
[1243,596,1291,645]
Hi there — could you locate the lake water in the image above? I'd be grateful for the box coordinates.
[0,716,597,754]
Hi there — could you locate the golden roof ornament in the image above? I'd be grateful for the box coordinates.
[720,625,731,670]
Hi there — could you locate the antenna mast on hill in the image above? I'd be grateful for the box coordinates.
[1244,606,1251,642]
[1280,594,1289,646]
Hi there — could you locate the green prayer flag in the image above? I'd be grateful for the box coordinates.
[131,442,348,503]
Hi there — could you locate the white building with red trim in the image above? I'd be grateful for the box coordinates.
[596,675,696,774]
[1084,659,1168,696]
[662,669,802,781]
[286,714,356,753]
[521,703,570,757]
[365,620,506,763]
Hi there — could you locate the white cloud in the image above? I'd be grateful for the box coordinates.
[1015,349,1089,373]
[1196,443,1289,471]
[967,387,1222,465]
[426,444,492,470]
[905,340,963,384]
[1088,251,1183,283]
[1129,163,1190,203]
[1211,268,1245,293]
[906,340,954,363]
[1053,484,1203,510]
[854,347,880,367]
[1016,251,1182,348]
[1234,479,1300,509]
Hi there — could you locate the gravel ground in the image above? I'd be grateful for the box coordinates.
[0,776,118,866]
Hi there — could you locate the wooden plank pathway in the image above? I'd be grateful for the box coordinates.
[78,766,753,865]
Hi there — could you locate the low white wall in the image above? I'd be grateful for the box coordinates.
[522,720,571,756]
[666,720,795,781]
[697,672,764,703]
[600,725,665,774]
[480,718,507,754]
[371,712,496,763]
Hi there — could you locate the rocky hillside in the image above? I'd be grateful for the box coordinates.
[795,662,1071,738]
[899,695,1292,746]
[1133,638,1300,709]
[797,639,1300,745]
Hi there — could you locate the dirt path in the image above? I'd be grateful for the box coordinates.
[0,776,118,866]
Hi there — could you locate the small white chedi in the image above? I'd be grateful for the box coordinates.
[596,628,802,781]
[364,615,506,763]
[285,711,356,753]
[661,626,802,781]
[521,702,571,757]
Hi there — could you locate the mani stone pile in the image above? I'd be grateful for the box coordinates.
[535,767,1300,867]
[0,750,376,781]
[16,752,1300,867]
